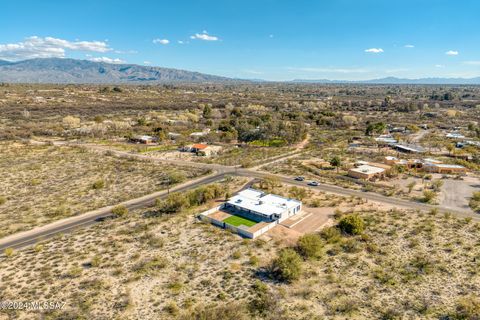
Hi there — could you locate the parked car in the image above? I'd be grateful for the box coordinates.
[294,176,305,181]
[308,181,319,186]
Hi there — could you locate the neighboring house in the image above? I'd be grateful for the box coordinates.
[129,135,156,144]
[190,128,211,139]
[375,135,398,144]
[180,144,222,156]
[392,144,425,153]
[446,132,465,139]
[383,156,467,174]
[423,162,467,174]
[191,143,208,153]
[384,156,423,169]
[348,164,386,180]
[197,145,222,156]
[168,132,182,140]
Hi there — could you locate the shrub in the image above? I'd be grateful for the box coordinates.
[180,303,249,320]
[454,296,480,319]
[422,190,436,203]
[4,248,14,257]
[164,301,180,316]
[92,179,105,190]
[297,233,323,259]
[231,250,242,259]
[338,214,365,235]
[0,196,6,205]
[249,280,281,317]
[167,171,186,184]
[249,255,259,266]
[156,193,189,214]
[111,205,129,217]
[270,248,303,282]
[320,226,342,243]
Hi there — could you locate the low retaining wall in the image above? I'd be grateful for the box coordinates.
[198,205,276,239]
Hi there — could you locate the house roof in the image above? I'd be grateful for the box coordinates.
[192,143,208,149]
[133,135,154,140]
[349,165,385,175]
[424,163,465,169]
[394,144,425,153]
[227,188,301,217]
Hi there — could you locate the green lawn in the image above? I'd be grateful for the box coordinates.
[223,215,258,227]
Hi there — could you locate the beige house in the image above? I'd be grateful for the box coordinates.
[423,162,467,174]
[348,165,386,180]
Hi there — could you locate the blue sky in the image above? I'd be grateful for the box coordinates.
[1,0,480,80]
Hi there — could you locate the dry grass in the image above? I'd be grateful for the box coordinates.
[0,178,264,320]
[278,209,480,319]
[0,142,206,237]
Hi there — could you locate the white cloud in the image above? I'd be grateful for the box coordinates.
[288,67,369,74]
[435,64,445,68]
[153,38,169,45]
[385,68,409,73]
[190,31,219,41]
[242,69,264,75]
[0,36,112,61]
[445,50,459,56]
[143,61,151,65]
[364,48,384,53]
[404,44,415,48]
[463,61,480,65]
[88,57,125,64]
[269,34,274,38]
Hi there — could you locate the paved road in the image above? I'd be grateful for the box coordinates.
[235,169,479,219]
[0,172,226,251]
[2,142,478,251]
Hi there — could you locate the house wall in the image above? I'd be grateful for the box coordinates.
[348,170,371,180]
[424,166,466,174]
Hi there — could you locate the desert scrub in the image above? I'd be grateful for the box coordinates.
[338,214,365,235]
[270,248,303,282]
[111,205,129,217]
[296,233,323,259]
[0,143,206,237]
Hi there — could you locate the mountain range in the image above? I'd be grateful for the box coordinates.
[0,58,231,84]
[291,76,480,85]
[0,58,479,84]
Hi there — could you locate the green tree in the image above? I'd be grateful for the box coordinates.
[338,214,365,235]
[156,193,189,214]
[330,156,342,173]
[297,233,323,259]
[202,104,212,118]
[270,248,303,282]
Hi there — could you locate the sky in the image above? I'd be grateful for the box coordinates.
[1,0,480,81]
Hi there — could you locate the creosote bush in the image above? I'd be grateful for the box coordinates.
[296,233,323,259]
[92,179,105,190]
[338,214,365,235]
[111,205,129,217]
[270,248,303,282]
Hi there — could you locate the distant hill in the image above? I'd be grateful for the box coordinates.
[291,76,480,85]
[1,58,479,84]
[0,58,233,84]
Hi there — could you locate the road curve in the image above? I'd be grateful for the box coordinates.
[2,143,477,252]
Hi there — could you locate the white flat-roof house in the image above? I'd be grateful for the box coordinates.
[225,188,302,223]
